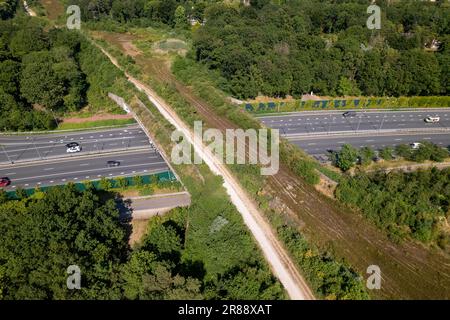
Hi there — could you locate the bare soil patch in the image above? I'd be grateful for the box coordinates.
[40,0,64,20]
[129,219,150,247]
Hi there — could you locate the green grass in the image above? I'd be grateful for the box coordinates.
[57,118,136,130]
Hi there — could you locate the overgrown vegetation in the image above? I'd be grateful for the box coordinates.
[336,168,450,249]
[330,142,450,172]
[91,34,370,299]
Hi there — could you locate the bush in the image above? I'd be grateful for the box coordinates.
[132,175,144,187]
[379,147,394,161]
[116,177,128,189]
[99,177,113,190]
[359,147,375,166]
[333,144,358,172]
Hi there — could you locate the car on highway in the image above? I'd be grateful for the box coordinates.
[66,142,81,153]
[424,116,440,123]
[0,177,11,187]
[107,161,121,167]
[410,142,422,150]
[343,111,357,118]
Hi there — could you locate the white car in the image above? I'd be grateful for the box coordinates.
[425,116,440,123]
[66,142,82,153]
[410,142,421,150]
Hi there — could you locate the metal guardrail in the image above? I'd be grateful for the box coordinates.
[130,99,184,186]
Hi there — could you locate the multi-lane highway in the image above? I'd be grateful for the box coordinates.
[291,132,450,156]
[258,109,450,158]
[0,149,168,190]
[259,109,450,136]
[0,125,172,190]
[0,125,150,164]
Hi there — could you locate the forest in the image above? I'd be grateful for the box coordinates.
[336,167,450,249]
[0,11,131,131]
[0,184,284,299]
[192,0,450,99]
[56,0,450,100]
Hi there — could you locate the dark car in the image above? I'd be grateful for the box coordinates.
[107,161,121,167]
[343,111,357,118]
[0,177,11,187]
[66,142,80,148]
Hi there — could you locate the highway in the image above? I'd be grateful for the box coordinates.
[290,132,450,157]
[0,148,169,191]
[259,109,450,136]
[0,125,150,164]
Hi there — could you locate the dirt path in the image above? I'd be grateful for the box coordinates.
[94,32,450,299]
[23,1,37,16]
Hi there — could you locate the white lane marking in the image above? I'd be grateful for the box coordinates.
[44,168,54,171]
[7,162,167,182]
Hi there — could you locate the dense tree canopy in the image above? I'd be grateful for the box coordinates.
[0,17,89,130]
[191,0,449,98]
[336,168,450,248]
[0,184,285,300]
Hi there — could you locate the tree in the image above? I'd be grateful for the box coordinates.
[337,76,361,96]
[15,188,27,200]
[379,147,394,161]
[99,177,113,190]
[174,6,189,29]
[20,51,65,109]
[0,186,129,299]
[359,146,375,166]
[116,177,128,189]
[132,175,144,187]
[0,60,20,96]
[9,20,48,57]
[333,144,358,171]
[395,144,412,159]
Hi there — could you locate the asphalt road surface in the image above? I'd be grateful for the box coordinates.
[290,132,450,157]
[259,110,450,136]
[0,125,150,164]
[0,148,169,191]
